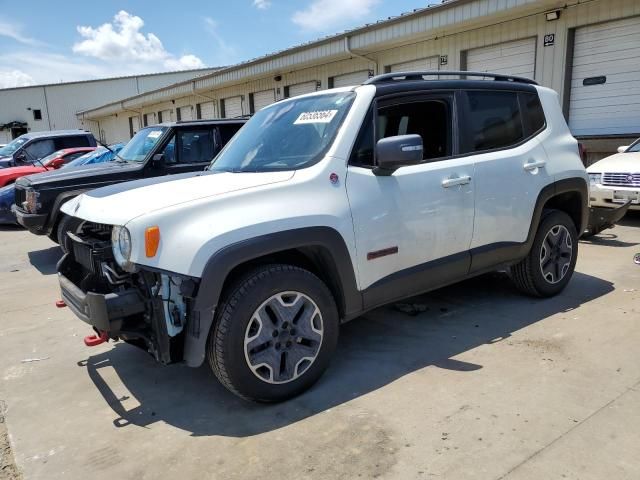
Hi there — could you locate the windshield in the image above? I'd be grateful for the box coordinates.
[0,137,27,156]
[626,139,640,153]
[210,92,355,172]
[64,143,124,168]
[117,127,167,162]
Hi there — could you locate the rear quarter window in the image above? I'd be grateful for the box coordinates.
[520,92,546,136]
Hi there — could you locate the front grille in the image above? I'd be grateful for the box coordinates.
[14,186,26,209]
[602,173,640,188]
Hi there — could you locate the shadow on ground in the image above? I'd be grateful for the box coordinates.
[27,247,62,275]
[80,270,613,438]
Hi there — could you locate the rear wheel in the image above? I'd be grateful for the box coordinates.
[510,210,578,297]
[208,264,339,402]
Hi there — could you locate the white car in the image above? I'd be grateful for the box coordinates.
[57,71,588,402]
[587,140,640,210]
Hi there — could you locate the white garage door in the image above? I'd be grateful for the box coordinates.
[332,70,371,88]
[158,109,172,123]
[198,101,217,119]
[569,16,640,137]
[253,89,275,112]
[390,56,439,73]
[223,96,243,118]
[287,81,318,98]
[466,38,536,78]
[178,105,194,121]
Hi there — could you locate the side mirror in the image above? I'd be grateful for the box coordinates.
[150,153,165,169]
[373,134,423,176]
[50,158,65,169]
[14,151,27,163]
[617,145,629,154]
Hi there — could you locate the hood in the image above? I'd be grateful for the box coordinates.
[0,165,46,179]
[587,152,640,173]
[64,170,295,226]
[17,161,140,188]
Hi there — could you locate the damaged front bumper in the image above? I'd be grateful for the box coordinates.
[57,225,200,365]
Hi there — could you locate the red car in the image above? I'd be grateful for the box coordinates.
[0,147,96,187]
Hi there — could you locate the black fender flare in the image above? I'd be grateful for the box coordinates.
[46,189,88,235]
[183,226,362,367]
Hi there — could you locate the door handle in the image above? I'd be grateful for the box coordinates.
[442,175,472,188]
[524,160,546,171]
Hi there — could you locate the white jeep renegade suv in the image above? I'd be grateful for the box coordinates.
[58,71,588,402]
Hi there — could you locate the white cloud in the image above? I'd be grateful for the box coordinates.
[0,69,35,88]
[253,0,272,9]
[72,10,204,70]
[0,18,41,46]
[292,0,379,31]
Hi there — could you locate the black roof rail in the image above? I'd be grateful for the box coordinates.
[363,70,538,86]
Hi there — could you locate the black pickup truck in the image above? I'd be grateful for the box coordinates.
[13,119,246,250]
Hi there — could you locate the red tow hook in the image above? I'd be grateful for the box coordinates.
[84,331,109,347]
[55,300,67,308]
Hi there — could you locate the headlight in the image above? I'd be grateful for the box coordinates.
[111,226,137,272]
[23,188,40,213]
[588,173,601,185]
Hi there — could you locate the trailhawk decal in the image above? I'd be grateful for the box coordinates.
[294,110,338,124]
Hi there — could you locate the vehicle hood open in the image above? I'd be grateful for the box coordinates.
[587,152,640,173]
[64,170,295,226]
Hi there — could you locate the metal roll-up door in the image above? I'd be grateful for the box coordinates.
[465,38,536,78]
[390,56,439,73]
[287,81,318,97]
[198,101,217,119]
[178,105,194,121]
[569,16,640,137]
[158,109,172,123]
[331,70,371,88]
[129,116,141,137]
[252,89,275,112]
[222,96,243,118]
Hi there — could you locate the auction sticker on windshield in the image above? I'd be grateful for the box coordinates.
[294,110,338,125]
[148,130,163,139]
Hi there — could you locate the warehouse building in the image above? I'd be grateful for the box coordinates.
[0,67,219,144]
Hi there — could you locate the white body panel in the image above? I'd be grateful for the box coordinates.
[466,37,536,78]
[253,90,276,111]
[347,158,474,290]
[569,16,640,137]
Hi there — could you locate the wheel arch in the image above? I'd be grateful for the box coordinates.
[184,227,362,367]
[46,189,87,239]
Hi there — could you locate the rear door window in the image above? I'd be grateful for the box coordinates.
[462,91,525,153]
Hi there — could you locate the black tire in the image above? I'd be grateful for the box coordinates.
[510,209,578,297]
[56,215,74,253]
[208,264,339,402]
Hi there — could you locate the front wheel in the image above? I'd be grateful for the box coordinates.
[510,210,578,297]
[207,264,339,402]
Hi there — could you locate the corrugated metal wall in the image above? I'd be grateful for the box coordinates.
[87,0,640,149]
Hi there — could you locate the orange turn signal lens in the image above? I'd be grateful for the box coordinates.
[145,226,160,258]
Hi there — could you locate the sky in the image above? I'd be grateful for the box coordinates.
[0,0,431,88]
